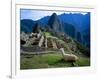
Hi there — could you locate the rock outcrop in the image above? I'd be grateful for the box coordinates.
[48,13,63,32]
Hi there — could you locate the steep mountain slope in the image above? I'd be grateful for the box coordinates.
[48,13,63,32]
[59,13,90,31]
[21,19,36,33]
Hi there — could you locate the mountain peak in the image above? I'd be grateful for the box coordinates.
[48,13,61,31]
[51,13,58,20]
[52,13,57,17]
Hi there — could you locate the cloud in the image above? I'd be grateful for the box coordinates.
[62,12,88,15]
[20,9,88,20]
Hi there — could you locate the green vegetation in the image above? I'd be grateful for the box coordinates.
[20,52,90,69]
[76,57,90,66]
[75,41,90,57]
[20,32,90,69]
[44,32,51,36]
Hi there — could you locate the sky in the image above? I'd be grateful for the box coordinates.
[20,9,88,21]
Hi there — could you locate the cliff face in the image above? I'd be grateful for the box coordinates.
[48,13,63,32]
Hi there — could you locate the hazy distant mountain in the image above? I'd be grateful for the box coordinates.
[38,16,50,26]
[59,13,90,31]
[21,19,35,33]
[37,13,90,31]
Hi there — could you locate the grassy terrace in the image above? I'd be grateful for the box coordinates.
[20,52,90,69]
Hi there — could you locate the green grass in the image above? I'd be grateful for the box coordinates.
[20,52,90,69]
[45,32,51,36]
[76,57,90,66]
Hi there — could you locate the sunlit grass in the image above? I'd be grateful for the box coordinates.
[20,52,90,69]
